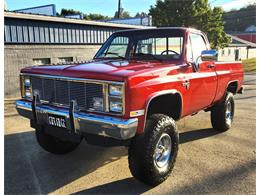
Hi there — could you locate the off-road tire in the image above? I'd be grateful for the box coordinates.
[211,92,235,131]
[35,127,81,154]
[128,114,179,186]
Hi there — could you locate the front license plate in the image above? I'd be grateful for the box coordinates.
[48,114,67,128]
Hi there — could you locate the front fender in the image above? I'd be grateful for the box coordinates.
[135,89,183,134]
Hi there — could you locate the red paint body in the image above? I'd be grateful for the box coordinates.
[21,28,244,134]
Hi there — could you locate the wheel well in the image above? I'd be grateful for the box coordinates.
[147,93,182,120]
[227,81,238,94]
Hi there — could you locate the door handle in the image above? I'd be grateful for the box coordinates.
[207,64,215,68]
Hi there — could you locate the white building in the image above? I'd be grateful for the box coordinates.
[218,34,256,61]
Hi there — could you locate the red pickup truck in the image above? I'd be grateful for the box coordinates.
[16,27,244,186]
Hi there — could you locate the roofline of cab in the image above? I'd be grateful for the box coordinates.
[113,27,203,35]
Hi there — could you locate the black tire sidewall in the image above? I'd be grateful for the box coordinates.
[150,122,179,176]
[128,114,179,186]
[211,92,235,131]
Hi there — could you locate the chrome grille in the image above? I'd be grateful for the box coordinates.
[31,76,103,110]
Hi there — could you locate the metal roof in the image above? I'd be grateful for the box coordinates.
[4,11,149,29]
[227,34,256,48]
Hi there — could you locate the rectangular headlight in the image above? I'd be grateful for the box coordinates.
[109,99,123,113]
[109,85,123,96]
[20,75,32,98]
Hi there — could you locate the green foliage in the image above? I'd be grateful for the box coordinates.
[149,0,231,48]
[58,8,111,20]
[84,13,111,20]
[223,4,256,32]
[242,58,256,72]
[60,8,82,16]
[135,12,148,17]
[114,9,131,18]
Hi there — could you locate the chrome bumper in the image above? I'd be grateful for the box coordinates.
[16,100,138,140]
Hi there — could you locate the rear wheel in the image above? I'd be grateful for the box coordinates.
[35,126,82,154]
[211,92,235,131]
[128,114,179,186]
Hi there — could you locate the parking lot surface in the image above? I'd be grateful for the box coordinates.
[5,74,255,194]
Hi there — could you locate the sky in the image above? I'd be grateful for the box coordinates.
[5,0,256,17]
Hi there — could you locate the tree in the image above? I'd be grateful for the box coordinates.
[223,4,256,32]
[114,9,131,18]
[149,0,231,48]
[60,8,82,16]
[58,8,111,21]
[135,12,148,18]
[85,13,111,20]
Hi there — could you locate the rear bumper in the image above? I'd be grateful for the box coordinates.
[16,100,138,140]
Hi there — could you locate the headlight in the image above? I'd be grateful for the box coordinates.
[24,78,31,87]
[109,99,123,113]
[21,75,32,99]
[25,89,32,98]
[109,85,123,96]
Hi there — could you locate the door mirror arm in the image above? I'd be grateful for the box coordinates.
[186,61,199,72]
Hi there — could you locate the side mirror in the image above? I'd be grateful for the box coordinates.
[201,49,218,61]
[193,50,218,71]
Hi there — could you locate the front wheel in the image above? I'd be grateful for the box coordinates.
[128,114,179,186]
[211,92,235,131]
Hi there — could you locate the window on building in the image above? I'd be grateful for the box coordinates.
[228,49,231,55]
[222,49,225,56]
[58,57,73,63]
[33,58,51,65]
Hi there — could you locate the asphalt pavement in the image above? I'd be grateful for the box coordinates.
[4,74,256,195]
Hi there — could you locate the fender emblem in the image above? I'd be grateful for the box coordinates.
[182,80,190,89]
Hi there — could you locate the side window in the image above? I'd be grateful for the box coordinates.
[189,33,207,61]
[186,36,193,62]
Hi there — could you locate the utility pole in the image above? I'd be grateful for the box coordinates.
[117,0,121,18]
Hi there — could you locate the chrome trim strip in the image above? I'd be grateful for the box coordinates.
[16,100,137,140]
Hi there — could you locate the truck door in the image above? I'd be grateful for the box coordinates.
[185,33,218,113]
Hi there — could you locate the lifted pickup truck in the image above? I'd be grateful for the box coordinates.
[16,27,244,186]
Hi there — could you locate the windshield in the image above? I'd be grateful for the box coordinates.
[95,30,184,61]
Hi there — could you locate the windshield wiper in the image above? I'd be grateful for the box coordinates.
[105,52,126,59]
[133,53,162,62]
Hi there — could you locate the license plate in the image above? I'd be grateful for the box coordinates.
[48,114,67,128]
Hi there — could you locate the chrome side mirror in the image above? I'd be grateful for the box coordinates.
[201,50,218,61]
[193,50,218,71]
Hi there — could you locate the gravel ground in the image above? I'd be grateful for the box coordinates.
[4,74,255,195]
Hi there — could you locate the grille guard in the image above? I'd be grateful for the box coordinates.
[16,98,138,140]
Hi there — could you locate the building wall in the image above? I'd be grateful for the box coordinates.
[218,46,256,61]
[4,12,146,98]
[248,48,256,59]
[4,44,101,98]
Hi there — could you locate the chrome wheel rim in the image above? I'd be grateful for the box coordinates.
[154,133,172,169]
[226,101,232,125]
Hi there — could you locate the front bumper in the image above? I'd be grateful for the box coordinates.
[16,100,138,140]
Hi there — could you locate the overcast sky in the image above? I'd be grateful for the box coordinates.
[5,0,256,17]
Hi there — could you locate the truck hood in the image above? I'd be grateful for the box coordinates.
[21,59,182,82]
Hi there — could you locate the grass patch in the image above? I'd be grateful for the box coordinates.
[242,58,256,72]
